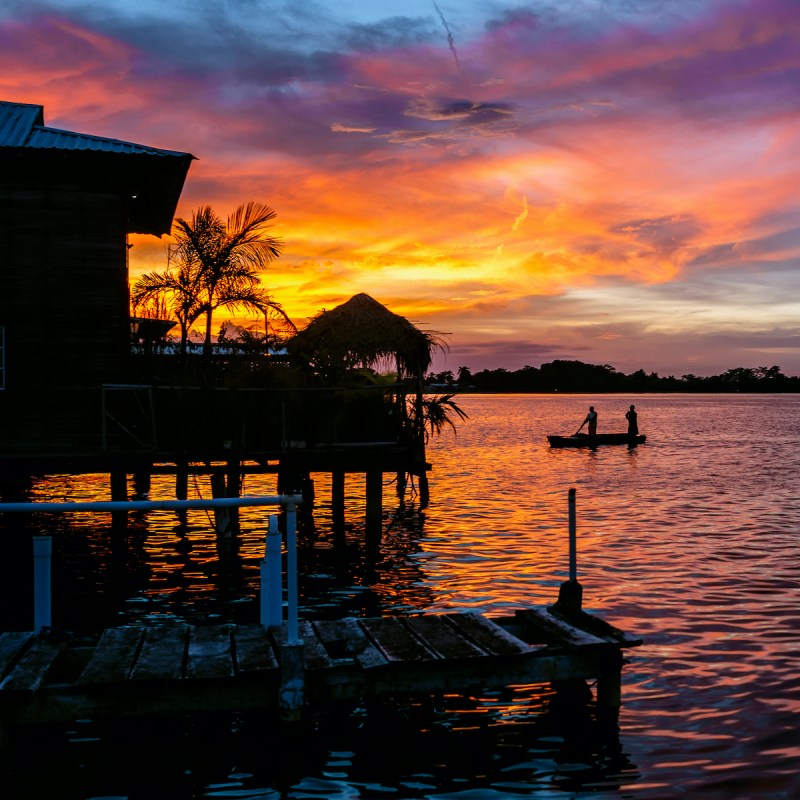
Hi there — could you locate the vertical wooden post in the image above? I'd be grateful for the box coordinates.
[225,457,241,534]
[261,514,282,628]
[279,642,305,722]
[175,462,189,531]
[132,468,151,498]
[210,472,231,536]
[285,501,299,645]
[396,471,407,500]
[365,470,382,556]
[418,471,430,509]
[110,470,128,534]
[553,487,583,613]
[110,470,127,500]
[595,650,623,725]
[568,487,577,581]
[175,463,188,500]
[332,470,345,545]
[33,536,52,631]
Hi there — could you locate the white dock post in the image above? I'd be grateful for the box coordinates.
[285,501,299,645]
[261,515,283,628]
[33,536,52,631]
[278,499,304,720]
[551,488,583,613]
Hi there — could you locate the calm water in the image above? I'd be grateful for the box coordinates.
[1,394,799,799]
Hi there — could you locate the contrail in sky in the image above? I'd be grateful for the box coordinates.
[432,1,468,90]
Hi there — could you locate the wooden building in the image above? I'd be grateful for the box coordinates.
[0,100,194,467]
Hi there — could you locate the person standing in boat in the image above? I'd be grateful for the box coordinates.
[577,406,598,436]
[625,404,639,436]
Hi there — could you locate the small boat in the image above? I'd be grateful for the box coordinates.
[547,432,646,448]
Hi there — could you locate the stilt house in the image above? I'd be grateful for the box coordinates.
[0,100,194,469]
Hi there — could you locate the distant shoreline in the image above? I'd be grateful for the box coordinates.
[425,388,800,395]
[425,360,800,394]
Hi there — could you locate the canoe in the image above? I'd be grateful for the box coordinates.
[547,433,646,447]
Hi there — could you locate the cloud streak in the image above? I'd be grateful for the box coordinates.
[2,0,799,375]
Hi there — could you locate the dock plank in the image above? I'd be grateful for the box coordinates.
[186,625,233,679]
[78,627,143,685]
[548,608,644,648]
[0,607,639,731]
[232,625,279,673]
[0,632,35,681]
[312,618,387,669]
[273,621,335,670]
[516,608,609,649]
[130,626,188,681]
[446,612,533,656]
[359,617,436,663]
[404,616,487,660]
[0,635,67,695]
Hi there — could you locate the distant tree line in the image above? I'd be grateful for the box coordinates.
[425,361,800,393]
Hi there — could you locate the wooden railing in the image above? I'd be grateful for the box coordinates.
[0,494,304,641]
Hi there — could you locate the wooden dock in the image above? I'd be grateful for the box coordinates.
[0,606,641,744]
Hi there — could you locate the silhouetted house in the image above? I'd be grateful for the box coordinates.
[0,100,194,468]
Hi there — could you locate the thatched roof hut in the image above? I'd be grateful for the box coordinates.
[288,293,441,381]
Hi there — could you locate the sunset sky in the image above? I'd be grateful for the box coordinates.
[2,0,799,376]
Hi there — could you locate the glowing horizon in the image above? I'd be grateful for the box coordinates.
[2,0,799,376]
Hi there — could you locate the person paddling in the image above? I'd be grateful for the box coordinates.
[625,404,639,436]
[576,406,598,436]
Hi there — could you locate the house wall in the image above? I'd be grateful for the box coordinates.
[0,172,131,457]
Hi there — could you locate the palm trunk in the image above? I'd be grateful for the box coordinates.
[203,306,213,357]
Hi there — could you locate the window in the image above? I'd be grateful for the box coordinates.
[0,326,4,390]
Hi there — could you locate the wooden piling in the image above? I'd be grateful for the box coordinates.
[175,463,189,501]
[418,471,430,509]
[175,461,189,530]
[396,470,407,500]
[365,470,382,556]
[132,469,151,498]
[225,457,241,533]
[109,470,128,534]
[210,473,232,536]
[278,642,305,722]
[595,649,624,724]
[331,470,345,545]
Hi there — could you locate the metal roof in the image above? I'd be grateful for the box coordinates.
[0,101,44,146]
[0,100,191,158]
[0,100,195,235]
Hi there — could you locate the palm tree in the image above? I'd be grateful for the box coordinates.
[132,254,204,354]
[132,202,288,355]
[173,202,283,355]
[406,393,469,443]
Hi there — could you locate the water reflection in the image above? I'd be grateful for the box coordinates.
[3,394,800,798]
[0,468,443,632]
[0,685,638,798]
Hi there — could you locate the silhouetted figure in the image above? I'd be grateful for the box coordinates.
[625,404,638,436]
[576,406,598,436]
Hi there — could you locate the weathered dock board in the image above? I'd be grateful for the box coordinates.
[0,608,641,745]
